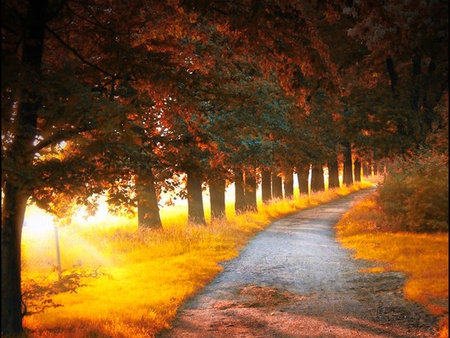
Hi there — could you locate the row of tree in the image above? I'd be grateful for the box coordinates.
[2,0,448,335]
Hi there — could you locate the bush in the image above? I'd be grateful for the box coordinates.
[376,149,448,233]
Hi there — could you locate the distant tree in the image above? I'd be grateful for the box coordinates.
[342,141,354,186]
[234,168,246,213]
[186,169,206,225]
[283,169,294,199]
[327,154,340,189]
[296,164,310,196]
[261,168,272,203]
[244,167,258,212]
[353,157,361,182]
[271,170,283,199]
[310,164,325,192]
[209,177,226,220]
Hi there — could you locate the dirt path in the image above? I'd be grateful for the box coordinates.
[157,189,439,337]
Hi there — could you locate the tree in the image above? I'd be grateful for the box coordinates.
[342,141,353,186]
[296,164,310,196]
[338,0,448,158]
[186,170,206,225]
[209,177,226,220]
[2,0,179,332]
[327,154,340,189]
[136,168,162,228]
[310,164,325,192]
[353,156,361,182]
[283,169,294,199]
[271,170,283,199]
[2,1,53,333]
[261,168,272,203]
[234,168,246,213]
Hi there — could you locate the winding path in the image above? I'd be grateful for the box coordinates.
[157,189,438,337]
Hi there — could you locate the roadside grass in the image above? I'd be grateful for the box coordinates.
[335,195,449,338]
[21,180,375,337]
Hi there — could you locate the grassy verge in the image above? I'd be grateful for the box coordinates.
[335,195,449,338]
[21,181,374,337]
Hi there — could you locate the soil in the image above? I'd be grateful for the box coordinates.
[157,189,440,337]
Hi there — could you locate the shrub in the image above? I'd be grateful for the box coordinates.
[376,149,448,233]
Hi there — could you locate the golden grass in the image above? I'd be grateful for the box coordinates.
[336,195,449,338]
[21,180,375,338]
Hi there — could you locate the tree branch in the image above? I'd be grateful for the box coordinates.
[45,26,116,79]
[30,125,93,154]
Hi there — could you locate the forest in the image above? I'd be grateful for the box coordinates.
[1,0,448,336]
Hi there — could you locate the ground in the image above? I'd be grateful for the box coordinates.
[157,189,439,338]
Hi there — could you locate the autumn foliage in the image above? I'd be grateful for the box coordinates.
[1,0,448,336]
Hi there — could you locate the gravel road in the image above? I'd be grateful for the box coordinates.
[157,189,439,337]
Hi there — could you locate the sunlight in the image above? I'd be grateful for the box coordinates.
[20,182,378,337]
[22,206,57,272]
[23,205,55,239]
[22,204,115,273]
[72,199,111,226]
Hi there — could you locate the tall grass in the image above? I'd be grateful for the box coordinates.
[336,195,449,338]
[21,180,375,337]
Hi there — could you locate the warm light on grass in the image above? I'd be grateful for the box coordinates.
[336,195,449,337]
[21,181,374,337]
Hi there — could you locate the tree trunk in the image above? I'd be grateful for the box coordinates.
[310,165,325,192]
[234,168,246,214]
[137,169,162,229]
[186,171,206,225]
[386,56,398,92]
[283,169,294,199]
[2,0,47,334]
[271,170,283,199]
[296,165,309,195]
[2,184,28,335]
[342,141,353,186]
[362,159,371,177]
[373,150,378,175]
[261,168,272,204]
[210,178,226,220]
[244,169,258,212]
[328,158,340,189]
[354,157,361,182]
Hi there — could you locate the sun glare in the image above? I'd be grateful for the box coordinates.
[72,198,112,226]
[23,205,55,238]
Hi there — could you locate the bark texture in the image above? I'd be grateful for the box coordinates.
[271,171,283,199]
[283,169,294,199]
[234,168,246,214]
[342,142,353,186]
[137,169,162,229]
[296,165,309,196]
[310,165,325,192]
[210,178,226,220]
[244,170,258,212]
[187,171,206,225]
[261,169,272,204]
[2,0,48,334]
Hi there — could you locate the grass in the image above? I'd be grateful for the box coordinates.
[21,177,436,338]
[335,195,449,338]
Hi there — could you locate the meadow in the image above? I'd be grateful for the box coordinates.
[19,178,447,337]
